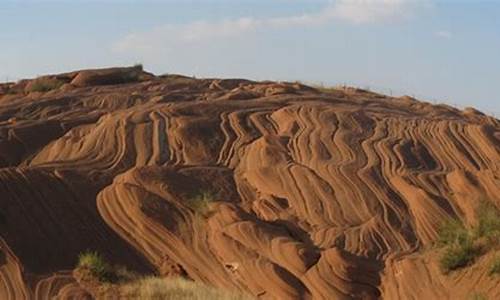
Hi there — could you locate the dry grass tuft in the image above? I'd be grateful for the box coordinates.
[77,251,114,282]
[121,276,253,300]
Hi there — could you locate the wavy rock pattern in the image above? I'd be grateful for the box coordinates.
[0,68,499,299]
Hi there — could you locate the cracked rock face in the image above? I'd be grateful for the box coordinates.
[0,67,499,299]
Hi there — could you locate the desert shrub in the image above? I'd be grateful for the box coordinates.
[440,241,477,272]
[27,78,64,92]
[474,202,500,245]
[77,251,112,281]
[438,219,470,247]
[489,255,500,275]
[437,202,500,273]
[185,190,215,215]
[437,218,477,273]
[437,219,477,273]
[121,276,252,300]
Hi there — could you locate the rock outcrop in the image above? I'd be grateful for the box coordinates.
[0,67,499,299]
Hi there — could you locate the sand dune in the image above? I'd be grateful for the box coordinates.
[0,67,499,299]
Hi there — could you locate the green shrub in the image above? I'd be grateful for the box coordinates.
[489,255,500,275]
[77,251,112,281]
[474,202,500,244]
[437,202,500,273]
[440,242,477,272]
[438,219,470,247]
[437,218,477,273]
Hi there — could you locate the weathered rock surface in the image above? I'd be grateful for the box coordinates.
[0,67,499,299]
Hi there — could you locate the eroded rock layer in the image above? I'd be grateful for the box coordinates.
[0,67,499,299]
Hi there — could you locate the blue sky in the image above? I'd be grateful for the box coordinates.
[1,0,500,115]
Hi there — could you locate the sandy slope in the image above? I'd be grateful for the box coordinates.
[0,67,499,299]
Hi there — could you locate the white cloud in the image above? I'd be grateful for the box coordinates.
[332,0,422,24]
[113,18,261,53]
[435,30,453,39]
[261,0,417,27]
[113,1,431,54]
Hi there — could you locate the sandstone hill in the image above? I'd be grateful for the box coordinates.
[0,66,499,299]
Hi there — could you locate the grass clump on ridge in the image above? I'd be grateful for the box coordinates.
[77,251,113,282]
[121,276,252,300]
[437,201,500,273]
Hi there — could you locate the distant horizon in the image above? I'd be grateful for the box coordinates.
[1,0,500,116]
